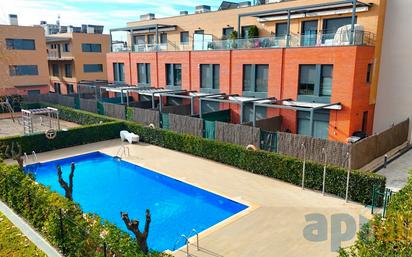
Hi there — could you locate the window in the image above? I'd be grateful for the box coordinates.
[160,33,168,44]
[243,103,267,123]
[54,83,61,94]
[366,63,373,83]
[137,63,151,86]
[52,64,59,77]
[113,63,125,82]
[134,35,145,45]
[81,43,101,52]
[63,43,70,52]
[241,26,251,39]
[200,64,219,91]
[6,39,35,50]
[222,27,234,39]
[147,34,155,45]
[64,63,72,78]
[194,30,204,35]
[67,84,74,94]
[180,31,189,44]
[320,65,333,96]
[28,90,41,95]
[301,20,318,46]
[297,110,330,139]
[166,64,182,88]
[275,23,287,37]
[83,64,103,73]
[243,64,268,97]
[9,65,38,76]
[323,17,355,42]
[298,64,333,100]
[362,111,368,132]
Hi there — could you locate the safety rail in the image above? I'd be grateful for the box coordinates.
[23,151,40,167]
[115,145,130,159]
[173,229,200,256]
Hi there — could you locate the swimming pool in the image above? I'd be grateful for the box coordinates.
[25,152,247,251]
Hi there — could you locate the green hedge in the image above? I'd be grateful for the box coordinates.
[340,172,412,256]
[22,102,116,125]
[124,121,385,205]
[0,164,168,257]
[0,122,125,158]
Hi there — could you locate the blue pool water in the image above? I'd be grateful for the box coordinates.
[26,152,247,251]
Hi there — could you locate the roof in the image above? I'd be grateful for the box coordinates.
[110,24,177,33]
[46,36,71,43]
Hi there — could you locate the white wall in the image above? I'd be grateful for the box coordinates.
[374,0,412,141]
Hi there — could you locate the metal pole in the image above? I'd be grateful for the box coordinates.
[151,92,155,109]
[159,94,163,113]
[301,143,306,190]
[190,96,195,116]
[240,103,244,124]
[57,111,60,130]
[126,90,130,107]
[350,0,356,45]
[199,98,203,119]
[345,152,351,203]
[322,148,327,195]
[252,103,257,127]
[309,109,314,137]
[109,30,113,52]
[237,16,241,39]
[286,9,291,47]
[120,89,124,104]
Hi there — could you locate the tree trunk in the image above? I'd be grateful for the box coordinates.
[120,209,151,254]
[57,163,75,201]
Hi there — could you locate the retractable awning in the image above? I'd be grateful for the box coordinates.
[110,24,177,33]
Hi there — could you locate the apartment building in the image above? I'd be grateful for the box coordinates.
[47,32,110,95]
[107,0,387,142]
[0,16,49,95]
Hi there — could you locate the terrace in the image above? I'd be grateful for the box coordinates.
[110,0,375,53]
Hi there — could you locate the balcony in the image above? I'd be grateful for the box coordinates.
[112,31,375,53]
[47,49,74,60]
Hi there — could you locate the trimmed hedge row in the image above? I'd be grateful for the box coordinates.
[21,102,116,125]
[124,121,386,205]
[0,122,125,158]
[0,163,168,257]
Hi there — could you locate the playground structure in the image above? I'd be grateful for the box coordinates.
[21,107,60,135]
[0,100,15,121]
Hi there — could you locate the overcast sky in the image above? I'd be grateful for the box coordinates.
[0,0,223,41]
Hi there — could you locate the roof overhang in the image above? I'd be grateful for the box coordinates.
[239,1,372,21]
[110,24,177,33]
[46,37,71,43]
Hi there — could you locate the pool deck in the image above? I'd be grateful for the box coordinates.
[18,139,371,257]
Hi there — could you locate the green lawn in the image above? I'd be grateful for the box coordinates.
[0,212,45,257]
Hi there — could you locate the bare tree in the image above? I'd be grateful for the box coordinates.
[4,142,23,169]
[57,162,75,201]
[120,210,151,254]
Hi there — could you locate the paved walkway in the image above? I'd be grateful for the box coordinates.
[378,148,412,191]
[0,200,63,257]
[21,140,371,257]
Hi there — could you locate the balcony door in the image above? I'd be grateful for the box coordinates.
[301,20,318,46]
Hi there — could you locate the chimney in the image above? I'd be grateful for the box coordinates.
[195,5,211,14]
[239,1,251,8]
[9,14,18,25]
[180,11,189,16]
[140,13,155,21]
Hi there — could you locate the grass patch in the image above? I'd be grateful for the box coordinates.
[0,212,46,257]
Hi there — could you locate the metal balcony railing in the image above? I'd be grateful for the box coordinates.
[111,31,375,53]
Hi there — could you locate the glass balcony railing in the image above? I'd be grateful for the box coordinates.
[112,31,375,53]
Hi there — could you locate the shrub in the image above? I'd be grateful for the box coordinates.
[339,171,412,256]
[0,163,168,256]
[124,121,385,205]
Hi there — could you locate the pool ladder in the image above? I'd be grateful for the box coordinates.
[24,151,39,166]
[115,145,130,159]
[173,229,199,256]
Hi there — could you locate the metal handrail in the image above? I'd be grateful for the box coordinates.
[187,229,199,251]
[24,152,29,166]
[32,151,39,163]
[173,234,190,256]
[115,145,130,159]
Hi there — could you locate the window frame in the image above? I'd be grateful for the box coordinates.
[52,63,59,77]
[113,62,125,83]
[64,63,72,78]
[67,84,74,94]
[242,64,269,98]
[275,23,288,37]
[222,27,234,39]
[366,63,373,84]
[180,31,189,45]
[9,65,39,76]
[165,63,182,89]
[200,64,220,93]
[83,64,103,73]
[6,38,35,50]
[298,64,333,103]
[137,63,151,86]
[81,43,102,52]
